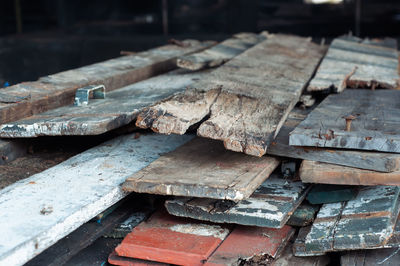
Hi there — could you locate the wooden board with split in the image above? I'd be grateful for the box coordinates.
[297,186,400,255]
[136,34,326,157]
[177,32,266,70]
[0,69,209,137]
[165,175,309,228]
[122,137,280,201]
[307,35,399,92]
[289,90,400,153]
[0,40,212,125]
[0,133,193,266]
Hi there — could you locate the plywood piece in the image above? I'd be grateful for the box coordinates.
[341,248,400,266]
[165,175,309,228]
[0,69,209,137]
[137,34,326,157]
[0,134,192,266]
[115,211,230,266]
[204,225,295,266]
[290,90,400,153]
[303,186,400,254]
[177,32,266,70]
[0,40,212,124]
[268,108,400,173]
[307,35,399,92]
[300,160,400,186]
[122,137,280,201]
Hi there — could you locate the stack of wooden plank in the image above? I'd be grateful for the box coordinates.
[0,32,400,265]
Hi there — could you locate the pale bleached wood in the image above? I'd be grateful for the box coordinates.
[177,32,266,70]
[307,35,399,92]
[0,40,213,124]
[122,137,280,201]
[289,90,400,153]
[0,69,210,137]
[300,160,400,186]
[0,134,192,266]
[137,34,326,157]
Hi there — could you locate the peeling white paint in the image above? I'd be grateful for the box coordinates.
[170,223,229,240]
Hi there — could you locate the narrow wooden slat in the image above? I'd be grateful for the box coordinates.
[123,138,280,201]
[307,35,399,92]
[290,90,400,153]
[268,108,400,172]
[300,160,400,186]
[136,34,326,157]
[0,134,192,266]
[165,175,309,228]
[0,40,213,124]
[177,32,266,70]
[0,69,209,137]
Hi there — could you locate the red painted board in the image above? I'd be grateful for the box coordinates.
[205,225,295,266]
[108,251,168,266]
[115,211,230,266]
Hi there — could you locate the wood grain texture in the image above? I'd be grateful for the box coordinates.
[122,137,280,201]
[0,40,213,124]
[268,108,400,172]
[289,90,400,153]
[341,248,400,266]
[0,69,209,137]
[0,134,192,266]
[307,35,399,92]
[300,160,400,186]
[137,34,326,157]
[177,32,266,70]
[165,175,309,228]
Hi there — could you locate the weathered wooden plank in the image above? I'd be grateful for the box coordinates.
[108,250,168,266]
[307,35,399,93]
[0,139,26,165]
[165,175,309,228]
[272,243,330,266]
[0,40,212,124]
[302,186,400,255]
[306,185,358,204]
[122,137,280,201]
[114,211,231,266]
[177,32,266,71]
[0,133,192,266]
[136,34,326,157]
[268,107,400,172]
[300,160,400,186]
[290,90,400,153]
[0,69,209,137]
[286,203,319,227]
[340,248,400,266]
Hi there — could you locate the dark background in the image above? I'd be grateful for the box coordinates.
[1,0,400,85]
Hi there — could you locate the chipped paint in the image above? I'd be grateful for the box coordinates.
[169,223,229,240]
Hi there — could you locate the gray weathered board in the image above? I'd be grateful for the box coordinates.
[340,248,400,266]
[0,69,209,137]
[165,175,309,228]
[296,186,400,256]
[268,108,400,172]
[0,40,212,124]
[300,160,400,186]
[177,32,266,70]
[307,35,399,92]
[122,137,280,201]
[136,34,326,157]
[0,133,192,266]
[290,90,400,153]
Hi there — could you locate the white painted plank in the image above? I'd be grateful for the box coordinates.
[0,133,193,265]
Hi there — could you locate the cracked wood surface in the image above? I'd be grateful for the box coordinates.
[300,160,400,186]
[0,40,213,125]
[165,175,309,228]
[0,69,210,137]
[298,186,400,255]
[289,90,400,153]
[268,108,400,172]
[122,137,280,201]
[136,34,326,157]
[177,32,266,70]
[307,35,399,92]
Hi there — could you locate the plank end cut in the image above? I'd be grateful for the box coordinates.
[122,137,280,201]
[136,34,326,157]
